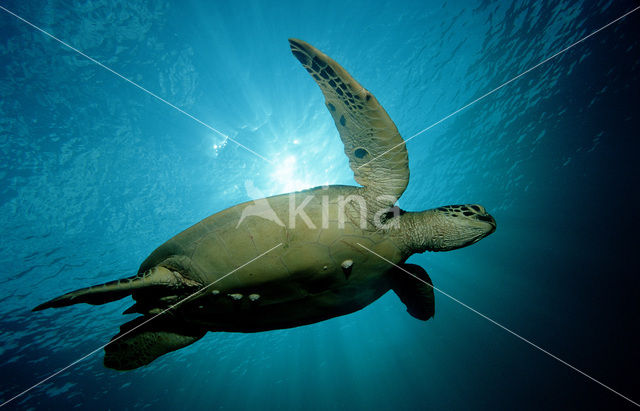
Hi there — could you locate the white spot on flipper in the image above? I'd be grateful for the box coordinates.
[211,289,220,295]
[228,293,243,300]
[249,294,260,301]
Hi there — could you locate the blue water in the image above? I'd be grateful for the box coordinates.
[1,0,639,409]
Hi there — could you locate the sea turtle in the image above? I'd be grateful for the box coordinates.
[33,39,496,370]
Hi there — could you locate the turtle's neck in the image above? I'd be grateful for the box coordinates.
[396,210,443,254]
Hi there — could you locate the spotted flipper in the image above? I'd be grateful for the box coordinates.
[289,39,409,204]
[104,315,206,370]
[390,264,435,321]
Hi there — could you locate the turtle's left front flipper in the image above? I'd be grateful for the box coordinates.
[390,264,435,321]
[289,39,409,206]
[103,315,206,370]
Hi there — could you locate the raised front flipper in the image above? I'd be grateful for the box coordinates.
[104,315,206,370]
[390,264,435,321]
[289,39,409,205]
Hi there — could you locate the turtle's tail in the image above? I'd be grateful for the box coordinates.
[32,266,187,311]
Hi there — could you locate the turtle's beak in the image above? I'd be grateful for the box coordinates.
[476,213,497,234]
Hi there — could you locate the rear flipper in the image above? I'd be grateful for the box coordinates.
[32,266,197,311]
[104,315,206,371]
[390,263,435,321]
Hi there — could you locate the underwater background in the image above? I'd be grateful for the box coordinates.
[1,0,638,409]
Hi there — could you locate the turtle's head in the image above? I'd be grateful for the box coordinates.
[402,204,496,253]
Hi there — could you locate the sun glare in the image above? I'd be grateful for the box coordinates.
[271,155,314,193]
